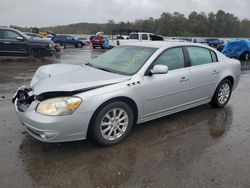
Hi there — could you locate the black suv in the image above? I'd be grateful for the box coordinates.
[0,27,55,58]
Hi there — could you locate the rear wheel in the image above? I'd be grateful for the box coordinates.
[90,101,134,146]
[210,79,232,108]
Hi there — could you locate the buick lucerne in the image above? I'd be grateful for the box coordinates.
[13,42,241,146]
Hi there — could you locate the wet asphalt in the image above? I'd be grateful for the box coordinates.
[0,46,250,188]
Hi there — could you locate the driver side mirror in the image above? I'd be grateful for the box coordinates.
[151,64,168,75]
[16,36,24,41]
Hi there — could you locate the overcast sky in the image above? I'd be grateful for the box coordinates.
[0,0,249,27]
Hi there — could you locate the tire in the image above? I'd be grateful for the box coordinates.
[76,42,82,48]
[93,46,96,49]
[240,52,249,61]
[31,48,44,58]
[210,79,232,108]
[90,101,134,146]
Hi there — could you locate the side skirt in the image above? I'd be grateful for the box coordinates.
[137,98,211,124]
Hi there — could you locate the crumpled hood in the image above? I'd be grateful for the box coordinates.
[30,64,130,95]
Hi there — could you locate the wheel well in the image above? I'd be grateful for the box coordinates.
[87,97,138,137]
[223,76,234,87]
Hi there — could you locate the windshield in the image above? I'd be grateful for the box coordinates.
[89,46,157,75]
[18,30,31,39]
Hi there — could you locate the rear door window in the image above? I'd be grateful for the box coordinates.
[210,50,218,62]
[187,47,213,66]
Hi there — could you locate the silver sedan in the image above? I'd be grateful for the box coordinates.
[13,41,241,146]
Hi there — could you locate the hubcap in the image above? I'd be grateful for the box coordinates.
[218,83,230,105]
[100,108,129,141]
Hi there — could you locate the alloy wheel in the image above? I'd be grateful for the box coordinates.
[100,108,129,141]
[218,83,230,105]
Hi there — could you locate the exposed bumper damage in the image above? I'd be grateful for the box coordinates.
[12,82,118,108]
[12,82,121,142]
[12,86,34,112]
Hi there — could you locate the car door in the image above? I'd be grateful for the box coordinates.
[141,47,190,118]
[186,46,220,103]
[66,36,74,45]
[0,29,28,56]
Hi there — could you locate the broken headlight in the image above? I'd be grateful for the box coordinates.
[36,97,82,116]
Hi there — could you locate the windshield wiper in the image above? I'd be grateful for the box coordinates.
[85,63,94,67]
[85,63,115,73]
[96,67,113,73]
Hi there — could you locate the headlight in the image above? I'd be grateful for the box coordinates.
[36,97,82,116]
[48,43,53,48]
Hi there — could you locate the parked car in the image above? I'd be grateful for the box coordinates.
[0,27,55,58]
[206,38,224,48]
[25,32,60,57]
[51,35,83,48]
[77,37,90,46]
[222,39,250,60]
[13,42,240,146]
[109,32,164,47]
[91,36,105,49]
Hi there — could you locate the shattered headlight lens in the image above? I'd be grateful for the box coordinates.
[36,97,82,116]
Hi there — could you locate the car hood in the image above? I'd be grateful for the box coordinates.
[29,37,51,44]
[30,64,130,95]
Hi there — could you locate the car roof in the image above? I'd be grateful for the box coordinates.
[0,27,18,31]
[123,41,213,49]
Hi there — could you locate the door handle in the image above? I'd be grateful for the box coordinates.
[212,70,219,74]
[179,77,189,82]
[3,41,11,44]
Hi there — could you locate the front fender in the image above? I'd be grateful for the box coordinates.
[75,82,143,123]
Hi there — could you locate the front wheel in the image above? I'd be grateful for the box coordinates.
[91,102,134,146]
[76,42,82,48]
[210,79,232,108]
[31,48,44,58]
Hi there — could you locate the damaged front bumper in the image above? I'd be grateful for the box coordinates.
[13,86,92,142]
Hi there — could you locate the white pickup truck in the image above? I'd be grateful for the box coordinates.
[109,32,164,47]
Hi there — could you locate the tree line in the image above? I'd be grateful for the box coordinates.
[15,10,250,37]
